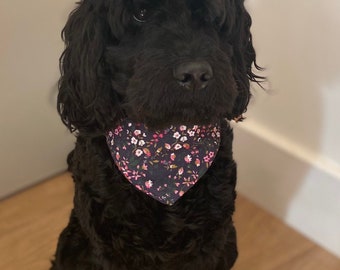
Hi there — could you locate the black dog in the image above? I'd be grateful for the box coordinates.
[51,0,262,269]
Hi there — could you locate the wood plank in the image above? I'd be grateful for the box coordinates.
[0,174,73,270]
[0,173,339,269]
[233,196,340,270]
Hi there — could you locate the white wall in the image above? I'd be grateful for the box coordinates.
[0,1,76,198]
[235,0,340,257]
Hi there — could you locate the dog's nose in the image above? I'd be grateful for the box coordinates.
[173,61,213,90]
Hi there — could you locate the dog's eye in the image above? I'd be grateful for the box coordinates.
[133,7,149,23]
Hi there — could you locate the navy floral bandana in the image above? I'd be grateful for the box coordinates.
[106,119,221,205]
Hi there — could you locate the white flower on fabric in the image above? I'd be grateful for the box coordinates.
[174,144,182,150]
[134,130,142,136]
[180,136,188,142]
[138,140,146,146]
[188,131,195,137]
[173,132,181,139]
[131,137,138,145]
[135,149,143,157]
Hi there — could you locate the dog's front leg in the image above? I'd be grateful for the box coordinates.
[216,224,238,270]
[51,210,98,270]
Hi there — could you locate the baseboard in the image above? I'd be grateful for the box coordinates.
[233,120,340,258]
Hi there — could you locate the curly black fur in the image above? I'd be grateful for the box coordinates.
[51,0,263,269]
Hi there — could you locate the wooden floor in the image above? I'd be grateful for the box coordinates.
[0,173,339,270]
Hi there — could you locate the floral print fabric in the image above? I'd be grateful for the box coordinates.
[106,119,221,205]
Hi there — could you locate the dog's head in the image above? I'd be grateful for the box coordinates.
[58,0,263,133]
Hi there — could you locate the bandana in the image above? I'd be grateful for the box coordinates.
[106,119,221,205]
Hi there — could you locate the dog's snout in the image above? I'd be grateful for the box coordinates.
[173,61,213,90]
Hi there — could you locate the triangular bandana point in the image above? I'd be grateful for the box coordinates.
[106,119,221,205]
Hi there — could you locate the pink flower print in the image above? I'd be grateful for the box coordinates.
[131,137,138,145]
[195,158,201,167]
[173,132,181,139]
[134,129,141,136]
[170,153,176,161]
[204,155,210,163]
[135,149,143,157]
[115,126,123,135]
[142,163,148,170]
[115,152,120,160]
[182,178,193,187]
[151,134,159,143]
[122,171,130,178]
[192,125,198,130]
[183,143,190,149]
[165,143,171,150]
[145,180,153,189]
[184,155,192,163]
[174,144,182,150]
[178,167,184,175]
[179,191,185,197]
[191,149,199,155]
[191,171,199,179]
[209,151,215,158]
[143,148,152,157]
[130,170,141,181]
[180,125,187,131]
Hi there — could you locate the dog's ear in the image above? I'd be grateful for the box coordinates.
[58,0,127,134]
[221,0,264,120]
